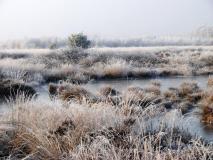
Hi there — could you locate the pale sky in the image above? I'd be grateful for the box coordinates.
[0,0,213,40]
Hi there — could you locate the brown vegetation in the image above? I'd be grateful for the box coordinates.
[48,83,98,103]
[178,82,200,98]
[200,89,213,124]
[0,45,213,159]
[99,85,119,97]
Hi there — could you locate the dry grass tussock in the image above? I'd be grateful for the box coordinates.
[99,85,120,97]
[48,83,99,104]
[200,82,213,124]
[0,96,213,160]
[208,76,213,87]
[201,94,213,124]
[161,81,205,114]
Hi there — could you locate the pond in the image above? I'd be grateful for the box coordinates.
[1,75,213,142]
[85,76,213,142]
[84,76,213,142]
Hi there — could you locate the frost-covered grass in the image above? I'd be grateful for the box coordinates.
[0,46,212,84]
[0,92,212,159]
[0,76,213,159]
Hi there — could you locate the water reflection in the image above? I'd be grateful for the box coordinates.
[84,76,213,142]
[0,76,212,142]
[85,76,209,93]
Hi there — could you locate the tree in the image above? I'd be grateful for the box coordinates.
[68,33,91,49]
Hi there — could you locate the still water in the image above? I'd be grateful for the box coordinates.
[84,76,213,142]
[1,76,212,142]
[85,76,209,93]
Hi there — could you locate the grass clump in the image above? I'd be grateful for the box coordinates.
[200,88,213,124]
[208,76,213,87]
[99,85,120,97]
[48,83,98,103]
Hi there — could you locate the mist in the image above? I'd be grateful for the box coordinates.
[0,0,213,40]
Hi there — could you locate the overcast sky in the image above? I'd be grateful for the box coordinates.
[0,0,213,40]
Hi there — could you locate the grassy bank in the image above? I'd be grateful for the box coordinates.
[0,46,212,159]
[0,46,212,84]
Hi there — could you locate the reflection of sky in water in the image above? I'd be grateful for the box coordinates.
[85,76,213,142]
[85,76,209,93]
[183,115,213,142]
[0,103,10,116]
[146,109,213,142]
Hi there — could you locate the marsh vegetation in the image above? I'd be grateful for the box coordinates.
[0,44,212,159]
[0,46,212,84]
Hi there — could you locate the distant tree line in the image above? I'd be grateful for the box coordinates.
[0,38,67,49]
[0,27,213,49]
[93,37,213,47]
